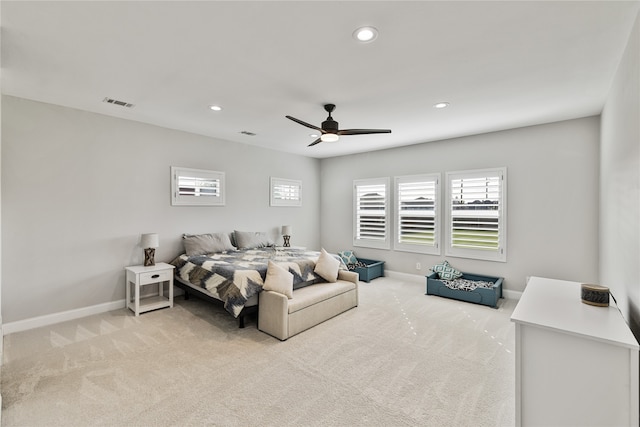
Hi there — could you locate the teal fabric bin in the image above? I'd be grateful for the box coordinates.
[354,259,384,282]
[426,272,503,308]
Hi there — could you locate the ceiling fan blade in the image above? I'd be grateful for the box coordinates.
[308,138,322,147]
[286,115,323,132]
[338,129,392,136]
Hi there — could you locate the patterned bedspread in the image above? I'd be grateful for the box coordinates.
[170,247,327,317]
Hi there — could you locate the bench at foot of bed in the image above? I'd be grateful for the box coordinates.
[258,270,359,340]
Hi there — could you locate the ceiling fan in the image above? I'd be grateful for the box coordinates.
[286,104,392,147]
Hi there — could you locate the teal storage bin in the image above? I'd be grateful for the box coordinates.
[426,272,503,308]
[354,258,384,282]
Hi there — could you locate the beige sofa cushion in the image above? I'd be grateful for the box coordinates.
[288,280,356,314]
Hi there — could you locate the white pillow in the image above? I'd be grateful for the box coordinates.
[263,260,294,299]
[314,248,340,283]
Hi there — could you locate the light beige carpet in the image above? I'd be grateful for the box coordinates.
[1,277,516,426]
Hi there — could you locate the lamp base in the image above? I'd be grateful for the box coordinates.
[144,248,156,266]
[283,235,290,247]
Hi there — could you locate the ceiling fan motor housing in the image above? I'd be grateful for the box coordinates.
[322,104,338,133]
[321,118,339,133]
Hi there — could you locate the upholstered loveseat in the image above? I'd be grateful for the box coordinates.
[258,269,359,340]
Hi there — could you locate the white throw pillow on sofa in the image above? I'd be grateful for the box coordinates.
[314,248,340,283]
[264,260,294,299]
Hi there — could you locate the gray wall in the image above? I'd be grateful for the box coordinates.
[1,96,321,323]
[319,117,601,293]
[600,10,640,333]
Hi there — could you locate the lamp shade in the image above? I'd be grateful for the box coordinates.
[282,225,292,236]
[140,233,159,249]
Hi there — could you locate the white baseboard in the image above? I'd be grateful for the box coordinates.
[385,270,425,284]
[3,299,126,336]
[385,270,522,300]
[503,289,523,300]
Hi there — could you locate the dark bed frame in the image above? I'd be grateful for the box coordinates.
[173,276,258,328]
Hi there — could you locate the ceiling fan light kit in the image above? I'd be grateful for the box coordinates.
[320,133,339,143]
[286,103,391,147]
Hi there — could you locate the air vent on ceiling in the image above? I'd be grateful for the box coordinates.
[239,131,256,136]
[102,97,135,108]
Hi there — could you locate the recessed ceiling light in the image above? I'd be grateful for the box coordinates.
[353,26,378,43]
[433,102,450,109]
[309,133,319,138]
[209,105,223,111]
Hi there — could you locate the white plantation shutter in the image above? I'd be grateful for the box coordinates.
[270,178,302,206]
[353,178,390,249]
[171,167,225,206]
[177,175,221,197]
[445,168,506,262]
[394,174,440,254]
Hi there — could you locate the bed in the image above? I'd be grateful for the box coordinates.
[170,232,335,327]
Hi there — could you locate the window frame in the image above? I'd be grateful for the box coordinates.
[393,173,441,255]
[170,166,225,206]
[353,177,391,250]
[270,177,302,207]
[445,167,507,262]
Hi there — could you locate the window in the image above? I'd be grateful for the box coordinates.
[394,174,440,254]
[353,178,390,249]
[171,167,225,206]
[270,177,302,206]
[445,168,507,262]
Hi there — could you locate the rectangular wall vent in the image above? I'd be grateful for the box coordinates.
[102,97,134,108]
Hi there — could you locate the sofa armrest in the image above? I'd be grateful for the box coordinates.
[338,270,359,285]
[258,290,289,340]
[337,270,359,307]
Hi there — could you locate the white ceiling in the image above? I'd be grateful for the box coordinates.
[2,1,638,158]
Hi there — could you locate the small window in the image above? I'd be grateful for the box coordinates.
[270,177,302,206]
[353,177,390,249]
[445,167,507,262]
[171,167,225,206]
[394,174,440,254]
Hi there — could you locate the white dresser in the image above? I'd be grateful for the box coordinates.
[511,276,639,426]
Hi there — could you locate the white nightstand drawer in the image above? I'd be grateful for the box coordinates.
[139,269,172,285]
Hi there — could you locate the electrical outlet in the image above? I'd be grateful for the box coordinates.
[416,262,421,270]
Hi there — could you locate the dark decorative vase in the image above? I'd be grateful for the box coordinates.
[144,248,156,266]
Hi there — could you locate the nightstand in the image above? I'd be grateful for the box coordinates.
[125,262,174,316]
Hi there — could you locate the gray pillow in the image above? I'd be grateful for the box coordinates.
[233,230,274,249]
[183,233,236,256]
